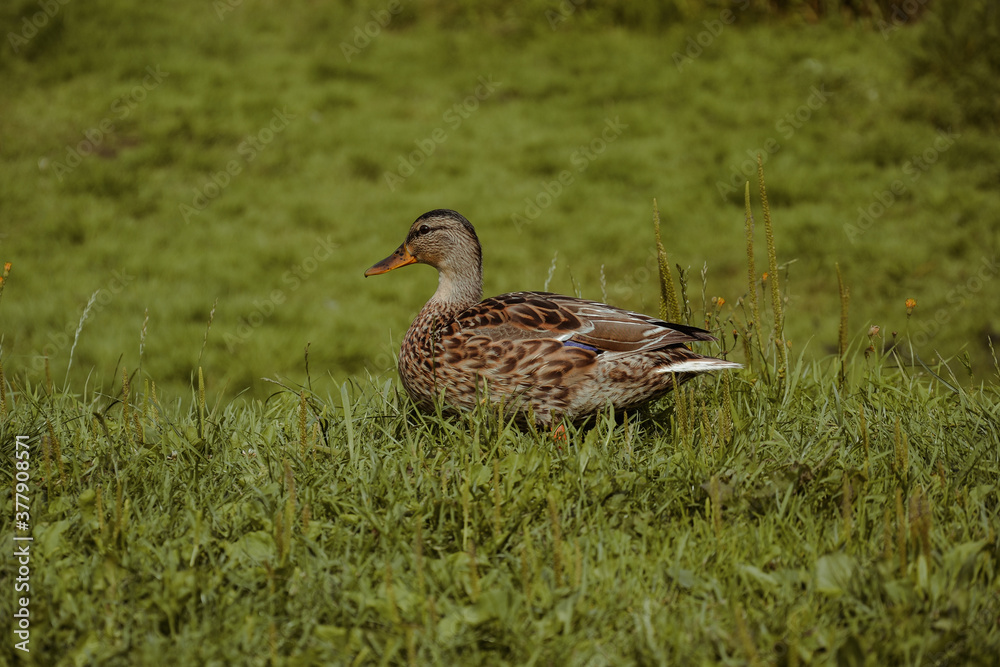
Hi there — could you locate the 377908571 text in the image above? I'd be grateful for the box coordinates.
[13,434,32,653]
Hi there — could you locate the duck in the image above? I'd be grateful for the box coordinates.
[364,209,740,425]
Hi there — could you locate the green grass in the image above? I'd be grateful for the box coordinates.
[2,3,1000,663]
[2,173,1000,663]
[2,319,999,664]
[1,1,998,401]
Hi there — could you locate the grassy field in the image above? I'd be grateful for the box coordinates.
[2,1,1000,664]
[2,220,999,662]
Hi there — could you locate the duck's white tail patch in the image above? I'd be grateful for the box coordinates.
[656,359,742,374]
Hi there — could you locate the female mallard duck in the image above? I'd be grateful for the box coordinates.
[365,209,740,425]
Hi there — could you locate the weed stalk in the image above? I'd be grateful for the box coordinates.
[709,474,723,537]
[718,372,733,447]
[0,356,6,420]
[758,156,786,386]
[743,182,764,370]
[860,408,870,479]
[0,261,10,307]
[836,263,849,389]
[653,199,681,322]
[122,368,132,447]
[895,486,907,577]
[139,308,149,376]
[197,366,206,440]
[909,485,932,560]
[299,389,308,456]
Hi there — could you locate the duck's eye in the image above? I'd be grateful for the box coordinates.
[418,224,431,236]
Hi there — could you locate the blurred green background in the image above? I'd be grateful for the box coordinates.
[1,0,998,401]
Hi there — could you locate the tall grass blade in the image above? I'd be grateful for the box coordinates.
[65,290,100,389]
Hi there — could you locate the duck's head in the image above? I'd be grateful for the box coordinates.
[365,209,481,277]
[365,209,484,306]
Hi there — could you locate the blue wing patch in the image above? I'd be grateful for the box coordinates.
[563,340,602,353]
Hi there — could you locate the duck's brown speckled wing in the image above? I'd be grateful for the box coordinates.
[439,292,599,384]
[454,291,717,355]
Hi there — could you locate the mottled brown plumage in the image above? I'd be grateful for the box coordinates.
[365,209,740,425]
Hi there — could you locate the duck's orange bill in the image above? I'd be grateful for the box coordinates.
[364,244,417,276]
